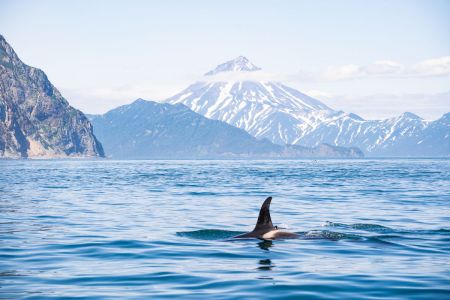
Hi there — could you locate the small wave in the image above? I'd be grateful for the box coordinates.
[41,185,69,189]
[187,191,221,196]
[177,229,362,241]
[394,228,450,237]
[176,229,243,240]
[301,230,363,241]
[323,221,394,232]
[35,215,65,219]
[324,222,450,237]
[47,240,150,250]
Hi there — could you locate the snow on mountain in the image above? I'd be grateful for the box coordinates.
[285,109,449,156]
[89,99,363,158]
[166,56,449,157]
[204,56,261,75]
[167,56,337,145]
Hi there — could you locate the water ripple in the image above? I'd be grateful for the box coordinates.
[1,159,450,299]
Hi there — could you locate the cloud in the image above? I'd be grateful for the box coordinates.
[322,64,362,81]
[305,90,334,99]
[57,56,450,117]
[410,56,450,76]
[59,71,286,114]
[299,56,450,81]
[199,70,278,83]
[60,84,185,114]
[321,61,404,81]
[364,60,404,76]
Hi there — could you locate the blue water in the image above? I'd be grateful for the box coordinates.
[1,159,450,299]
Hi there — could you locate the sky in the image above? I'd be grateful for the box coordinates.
[0,0,449,120]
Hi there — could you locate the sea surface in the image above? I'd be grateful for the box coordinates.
[1,159,450,299]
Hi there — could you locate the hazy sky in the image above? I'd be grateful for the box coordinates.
[1,0,449,119]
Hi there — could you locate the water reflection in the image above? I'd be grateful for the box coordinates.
[0,270,25,277]
[257,258,274,280]
[257,240,273,251]
[257,259,273,271]
[257,241,275,279]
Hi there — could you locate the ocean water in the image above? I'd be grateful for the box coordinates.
[1,159,449,299]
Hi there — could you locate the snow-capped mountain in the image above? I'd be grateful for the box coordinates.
[89,99,363,158]
[299,112,449,156]
[204,56,261,75]
[167,56,337,145]
[166,56,449,157]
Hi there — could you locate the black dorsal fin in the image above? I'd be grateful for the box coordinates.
[253,197,274,231]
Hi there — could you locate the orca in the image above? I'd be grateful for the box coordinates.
[234,197,299,240]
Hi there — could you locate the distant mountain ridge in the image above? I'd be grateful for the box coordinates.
[298,111,450,157]
[89,99,363,159]
[0,34,104,158]
[167,56,449,157]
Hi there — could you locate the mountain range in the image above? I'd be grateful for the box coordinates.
[1,33,448,159]
[167,56,449,157]
[0,34,104,158]
[89,99,363,159]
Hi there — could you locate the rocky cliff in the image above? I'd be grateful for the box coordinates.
[0,34,104,158]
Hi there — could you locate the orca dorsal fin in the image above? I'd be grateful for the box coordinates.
[253,197,274,231]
